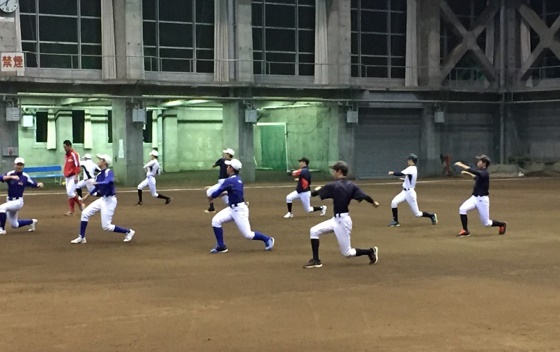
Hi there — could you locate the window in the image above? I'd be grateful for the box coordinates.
[107,111,112,143]
[142,0,215,73]
[528,0,560,79]
[72,110,85,144]
[35,112,48,143]
[143,111,153,143]
[20,0,102,69]
[351,0,407,78]
[252,0,315,76]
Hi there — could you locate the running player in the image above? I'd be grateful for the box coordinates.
[0,157,44,235]
[75,153,100,198]
[454,155,507,237]
[283,157,327,218]
[62,140,83,216]
[208,158,275,253]
[205,148,234,213]
[136,150,171,205]
[387,153,437,227]
[70,154,135,244]
[303,161,379,269]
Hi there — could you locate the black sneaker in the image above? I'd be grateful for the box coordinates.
[368,247,379,265]
[136,201,143,206]
[165,198,172,205]
[303,258,323,269]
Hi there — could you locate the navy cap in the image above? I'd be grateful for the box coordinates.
[298,157,310,165]
[407,153,418,163]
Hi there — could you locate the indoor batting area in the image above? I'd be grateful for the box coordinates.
[2,0,560,351]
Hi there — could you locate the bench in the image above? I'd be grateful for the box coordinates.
[24,166,64,184]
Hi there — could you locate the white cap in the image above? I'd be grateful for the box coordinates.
[14,157,25,165]
[96,154,112,166]
[225,158,242,171]
[83,153,92,160]
[223,148,235,156]
[150,150,159,157]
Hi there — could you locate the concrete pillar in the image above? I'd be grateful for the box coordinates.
[162,110,178,172]
[113,0,144,80]
[235,0,253,82]
[111,99,144,186]
[326,103,355,177]
[214,0,230,81]
[0,7,23,76]
[222,102,255,182]
[55,111,72,151]
[405,0,419,86]
[418,0,441,86]
[101,0,117,79]
[326,0,351,85]
[0,103,19,174]
[419,108,441,176]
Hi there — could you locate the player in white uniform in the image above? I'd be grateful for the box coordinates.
[75,154,100,198]
[136,150,171,205]
[70,154,135,244]
[387,153,438,227]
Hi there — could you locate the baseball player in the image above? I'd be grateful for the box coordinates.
[454,155,507,237]
[208,158,275,253]
[0,157,44,235]
[303,161,379,269]
[75,153,100,198]
[70,154,136,244]
[136,150,172,205]
[205,148,234,213]
[283,157,327,218]
[387,153,438,227]
[62,140,84,216]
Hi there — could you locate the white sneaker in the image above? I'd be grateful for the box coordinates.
[70,236,87,244]
[283,212,294,219]
[28,219,38,232]
[124,229,135,242]
[320,206,327,216]
[0,228,6,235]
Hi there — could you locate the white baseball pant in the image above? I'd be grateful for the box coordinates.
[459,195,492,226]
[65,176,78,198]
[76,179,96,193]
[286,190,314,213]
[206,179,229,204]
[310,214,357,257]
[0,198,24,228]
[211,203,255,239]
[81,196,118,231]
[391,189,423,217]
[138,176,158,197]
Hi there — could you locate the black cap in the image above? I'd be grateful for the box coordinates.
[329,161,349,175]
[298,157,310,165]
[476,154,491,165]
[407,153,418,163]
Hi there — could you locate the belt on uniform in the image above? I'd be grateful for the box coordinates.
[229,202,245,208]
[103,195,116,198]
[334,212,349,217]
[8,197,21,201]
[473,194,488,197]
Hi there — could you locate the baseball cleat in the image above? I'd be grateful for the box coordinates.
[165,198,172,205]
[70,236,87,244]
[320,205,327,216]
[303,259,323,269]
[28,219,38,232]
[499,222,507,235]
[204,209,216,213]
[64,211,75,216]
[123,229,136,242]
[136,201,143,206]
[431,214,438,225]
[283,212,294,219]
[210,245,228,254]
[265,237,275,251]
[388,220,400,227]
[368,247,379,265]
[456,230,471,238]
[0,228,6,235]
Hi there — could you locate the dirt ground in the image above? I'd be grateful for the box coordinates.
[1,176,560,352]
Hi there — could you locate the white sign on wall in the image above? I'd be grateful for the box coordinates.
[1,52,25,74]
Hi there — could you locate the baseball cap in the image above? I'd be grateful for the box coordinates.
[476,154,491,165]
[298,157,310,165]
[14,157,25,165]
[225,158,242,171]
[150,150,159,157]
[96,154,112,166]
[83,153,92,160]
[329,160,349,174]
[223,148,235,156]
[407,153,418,163]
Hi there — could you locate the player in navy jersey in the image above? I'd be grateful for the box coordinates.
[303,161,379,269]
[454,155,507,237]
[208,158,275,253]
[205,148,234,213]
[0,157,44,235]
[283,157,326,218]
